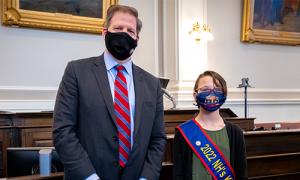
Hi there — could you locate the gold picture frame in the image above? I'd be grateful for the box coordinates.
[1,0,118,34]
[241,0,300,45]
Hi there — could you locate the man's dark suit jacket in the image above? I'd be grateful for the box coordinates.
[53,54,167,180]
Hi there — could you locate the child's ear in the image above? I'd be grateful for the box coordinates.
[193,92,197,100]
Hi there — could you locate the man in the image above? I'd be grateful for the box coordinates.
[53,5,167,180]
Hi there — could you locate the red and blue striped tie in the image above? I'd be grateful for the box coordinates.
[114,65,131,168]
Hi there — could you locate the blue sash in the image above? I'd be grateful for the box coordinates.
[177,119,235,180]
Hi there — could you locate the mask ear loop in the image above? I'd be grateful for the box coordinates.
[193,91,200,107]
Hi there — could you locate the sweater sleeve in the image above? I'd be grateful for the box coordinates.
[229,123,248,180]
[237,129,248,180]
[173,129,189,180]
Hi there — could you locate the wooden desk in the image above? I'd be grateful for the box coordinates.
[2,110,300,179]
[0,109,255,179]
[160,129,300,180]
[0,112,53,177]
[245,129,300,179]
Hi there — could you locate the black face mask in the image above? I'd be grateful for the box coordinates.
[105,31,137,60]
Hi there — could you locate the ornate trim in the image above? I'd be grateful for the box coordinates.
[1,0,118,34]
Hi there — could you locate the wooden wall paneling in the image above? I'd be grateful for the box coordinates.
[245,130,300,156]
[247,153,300,179]
[20,127,53,147]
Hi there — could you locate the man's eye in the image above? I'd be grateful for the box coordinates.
[128,30,135,35]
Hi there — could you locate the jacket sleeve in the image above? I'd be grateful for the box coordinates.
[236,128,248,180]
[140,80,167,180]
[173,129,189,180]
[52,61,96,179]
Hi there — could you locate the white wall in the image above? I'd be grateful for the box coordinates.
[207,0,300,89]
[206,0,300,122]
[164,0,300,123]
[1,0,300,123]
[0,0,158,111]
[0,25,104,87]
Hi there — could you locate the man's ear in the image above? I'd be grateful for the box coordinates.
[102,28,107,36]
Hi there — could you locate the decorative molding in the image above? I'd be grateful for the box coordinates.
[0,86,57,111]
[4,8,20,25]
[0,86,57,100]
[0,86,58,90]
[1,0,118,34]
[1,86,300,119]
[0,100,55,112]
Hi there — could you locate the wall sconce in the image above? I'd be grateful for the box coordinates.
[189,21,214,43]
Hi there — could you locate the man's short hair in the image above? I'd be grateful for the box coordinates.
[104,5,143,35]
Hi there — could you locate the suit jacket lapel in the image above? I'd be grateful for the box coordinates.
[133,64,145,139]
[91,54,117,126]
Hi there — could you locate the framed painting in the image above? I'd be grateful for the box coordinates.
[242,0,300,45]
[1,0,118,34]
